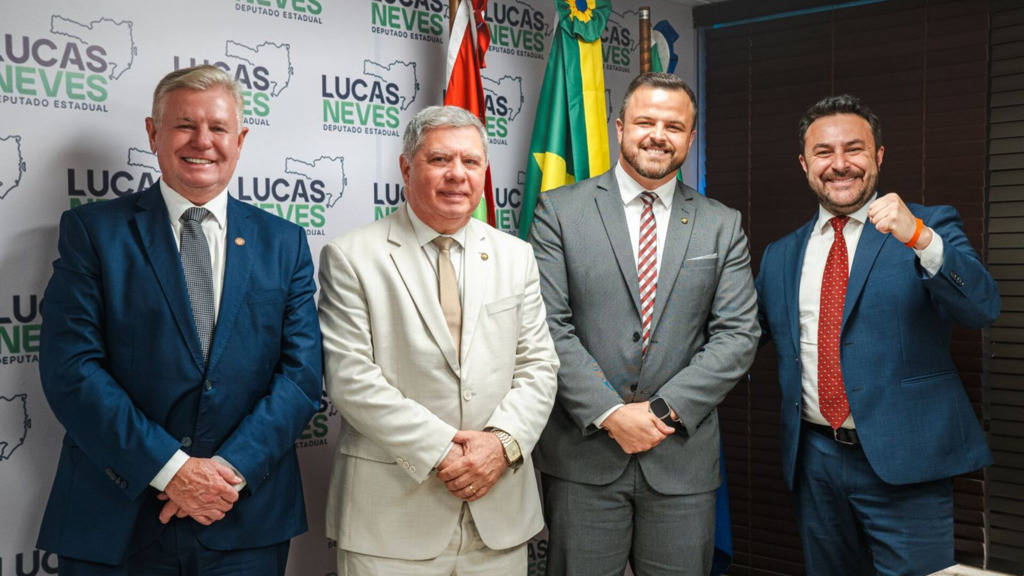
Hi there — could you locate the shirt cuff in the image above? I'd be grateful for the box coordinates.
[915,231,944,277]
[212,455,247,492]
[150,449,189,492]
[594,404,625,429]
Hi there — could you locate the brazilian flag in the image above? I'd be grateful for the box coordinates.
[517,0,611,239]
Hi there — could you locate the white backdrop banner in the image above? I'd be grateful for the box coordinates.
[0,2,696,574]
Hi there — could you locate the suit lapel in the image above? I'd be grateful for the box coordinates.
[389,206,460,374]
[650,183,694,332]
[459,221,489,373]
[843,221,887,327]
[594,173,642,315]
[786,215,817,357]
[134,186,206,370]
[206,197,255,371]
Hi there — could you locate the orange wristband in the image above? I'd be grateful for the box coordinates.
[904,218,924,248]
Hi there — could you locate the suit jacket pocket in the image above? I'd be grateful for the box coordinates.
[683,255,719,269]
[485,294,523,315]
[899,368,958,387]
[339,430,396,464]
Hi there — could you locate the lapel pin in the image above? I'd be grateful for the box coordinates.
[481,253,489,261]
[681,217,689,224]
[235,237,245,246]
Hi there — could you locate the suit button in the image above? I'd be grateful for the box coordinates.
[409,465,416,473]
[463,390,473,401]
[630,383,638,392]
[181,436,192,447]
[632,332,641,342]
[204,380,212,391]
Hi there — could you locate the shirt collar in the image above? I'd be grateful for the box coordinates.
[615,163,676,209]
[407,205,469,249]
[160,179,228,231]
[815,192,876,235]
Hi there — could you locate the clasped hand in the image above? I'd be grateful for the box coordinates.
[603,402,674,454]
[435,430,507,502]
[157,457,241,525]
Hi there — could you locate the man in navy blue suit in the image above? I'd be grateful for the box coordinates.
[755,95,1000,576]
[37,65,322,575]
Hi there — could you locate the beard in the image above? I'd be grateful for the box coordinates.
[622,139,684,182]
[811,166,878,216]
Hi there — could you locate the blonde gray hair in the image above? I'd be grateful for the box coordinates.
[151,65,245,130]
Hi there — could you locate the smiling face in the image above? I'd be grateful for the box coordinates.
[146,86,247,205]
[400,125,487,234]
[616,86,697,190]
[799,113,884,216]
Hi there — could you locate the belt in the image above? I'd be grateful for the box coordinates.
[805,422,860,446]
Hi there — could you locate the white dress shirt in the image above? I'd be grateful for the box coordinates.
[407,206,470,467]
[151,180,233,491]
[594,165,678,428]
[407,206,468,298]
[798,194,945,428]
[616,162,675,278]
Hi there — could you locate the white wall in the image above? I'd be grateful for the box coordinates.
[0,2,696,574]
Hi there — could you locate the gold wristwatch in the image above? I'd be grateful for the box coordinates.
[490,429,523,470]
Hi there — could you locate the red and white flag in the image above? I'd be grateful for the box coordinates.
[444,0,495,226]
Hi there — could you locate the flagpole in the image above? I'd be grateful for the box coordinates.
[638,7,651,73]
[449,0,459,34]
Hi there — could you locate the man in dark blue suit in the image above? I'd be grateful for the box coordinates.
[755,95,1000,576]
[37,65,322,575]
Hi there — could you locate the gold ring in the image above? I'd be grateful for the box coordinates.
[468,484,476,494]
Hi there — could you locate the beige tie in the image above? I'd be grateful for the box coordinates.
[432,236,461,355]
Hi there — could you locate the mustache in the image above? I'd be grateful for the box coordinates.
[640,140,675,153]
[824,168,865,181]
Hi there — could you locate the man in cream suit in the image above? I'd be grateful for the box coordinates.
[527,73,759,576]
[319,105,559,575]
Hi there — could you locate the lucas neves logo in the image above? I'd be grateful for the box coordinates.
[485,0,550,60]
[234,0,324,24]
[173,38,293,126]
[322,59,419,137]
[370,0,444,44]
[0,14,136,112]
[235,155,347,235]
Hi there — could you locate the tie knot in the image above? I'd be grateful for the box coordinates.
[432,236,456,252]
[640,191,657,206]
[830,215,849,233]
[182,207,210,224]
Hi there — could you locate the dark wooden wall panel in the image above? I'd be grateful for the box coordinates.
[698,0,994,572]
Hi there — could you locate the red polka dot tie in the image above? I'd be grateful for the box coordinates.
[818,215,850,429]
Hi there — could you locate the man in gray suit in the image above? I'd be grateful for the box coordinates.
[528,72,759,576]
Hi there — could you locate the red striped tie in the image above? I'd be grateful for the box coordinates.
[818,216,850,429]
[638,191,658,356]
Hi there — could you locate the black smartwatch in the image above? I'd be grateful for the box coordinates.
[649,397,673,423]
